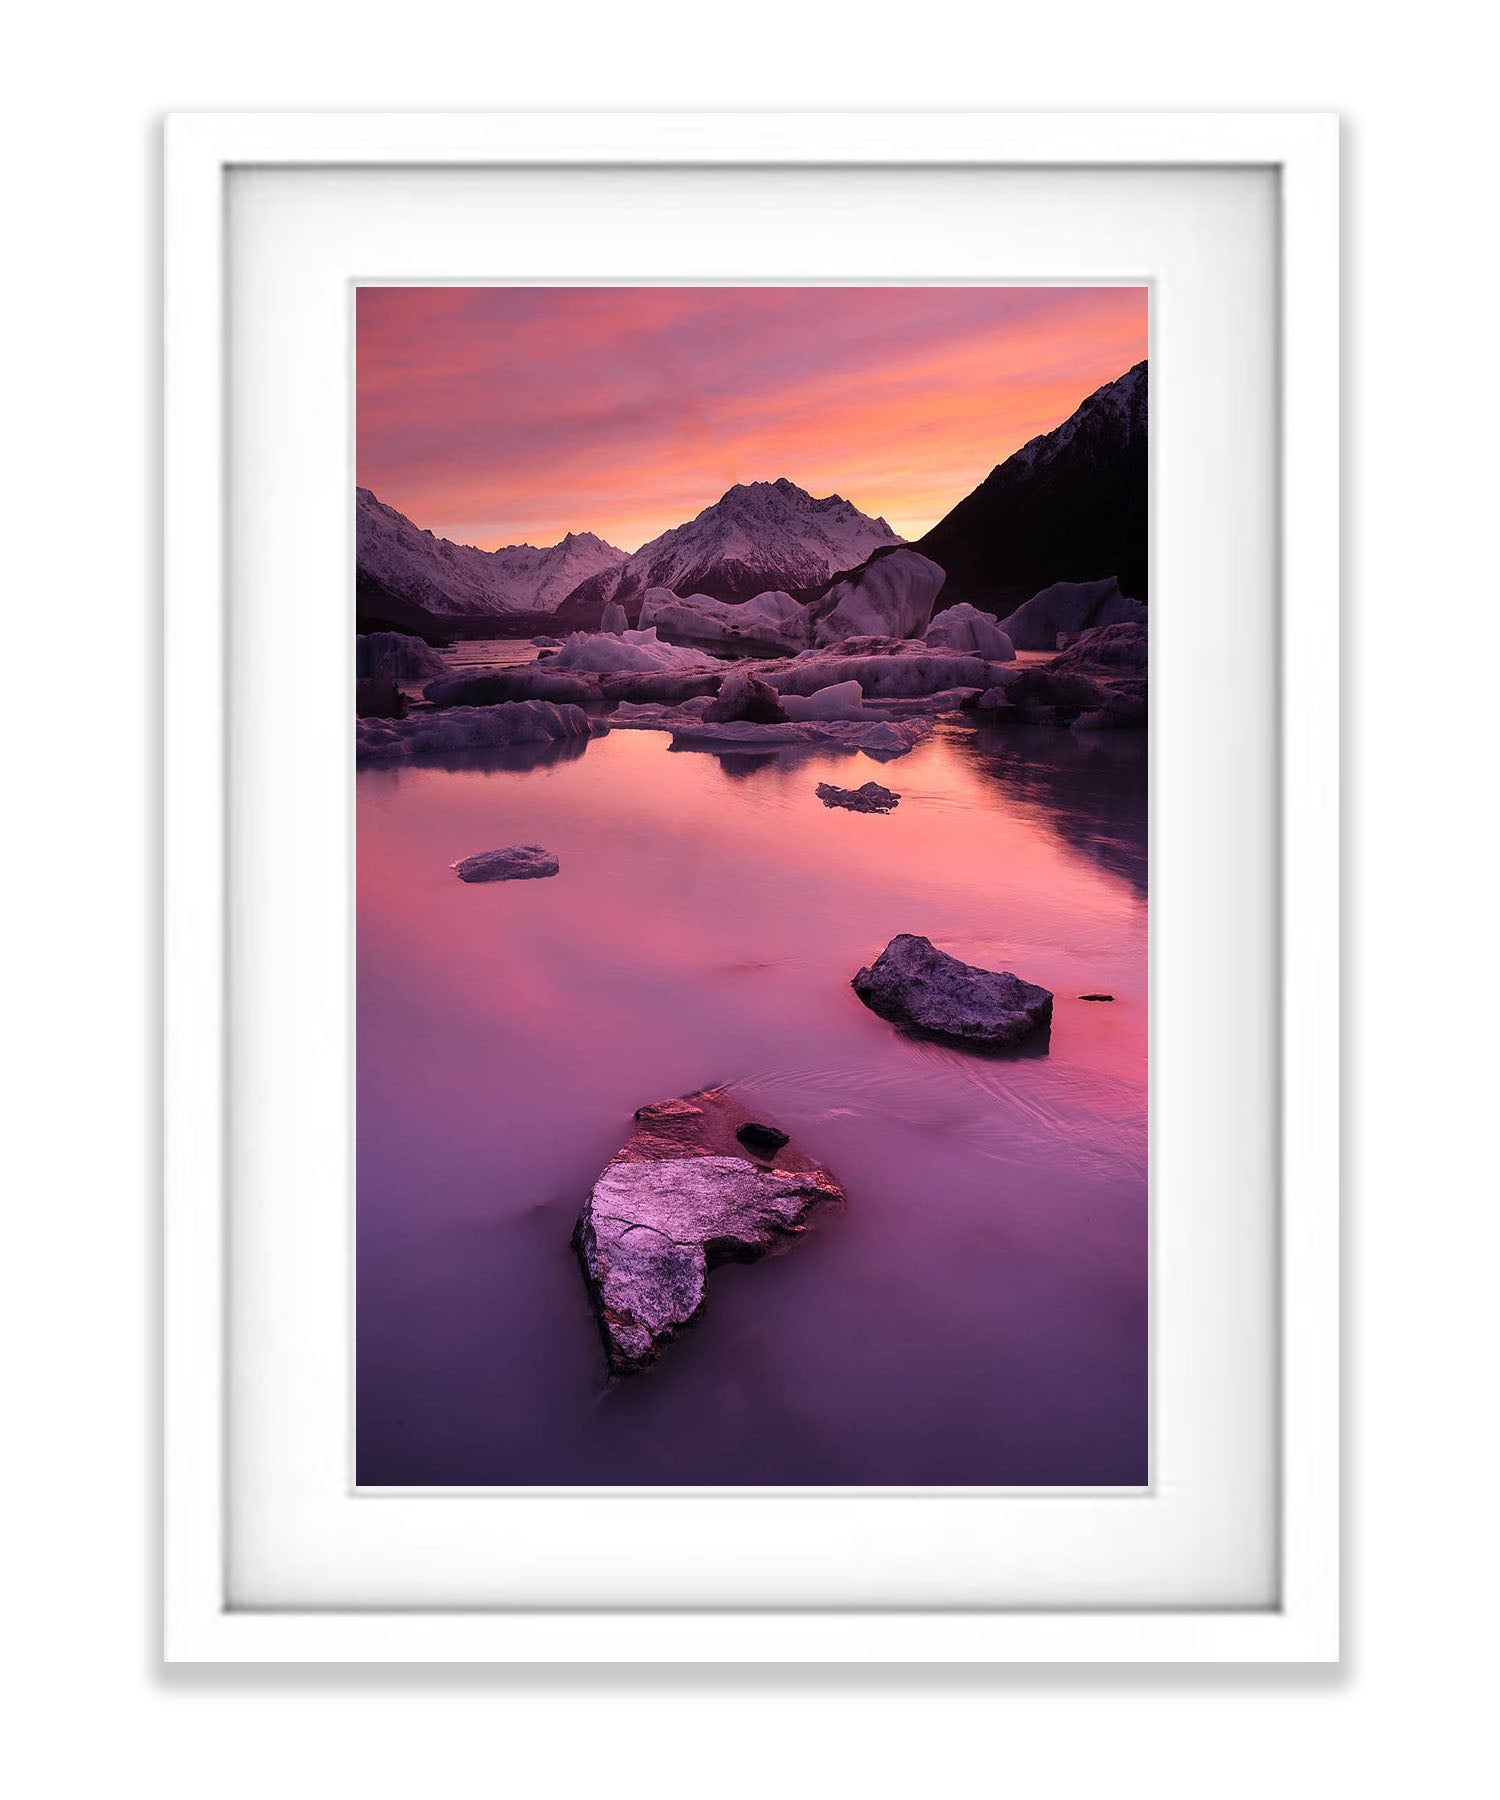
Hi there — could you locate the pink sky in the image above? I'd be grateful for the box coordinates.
[356,286,1147,552]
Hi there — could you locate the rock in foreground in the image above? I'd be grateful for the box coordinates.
[573,1087,842,1376]
[852,934,1053,1049]
[817,780,900,814]
[452,844,560,882]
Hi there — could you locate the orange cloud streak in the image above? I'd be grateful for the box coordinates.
[357,286,1147,551]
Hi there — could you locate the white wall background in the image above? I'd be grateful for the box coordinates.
[2,5,1492,1794]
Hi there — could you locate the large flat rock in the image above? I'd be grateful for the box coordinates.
[852,933,1053,1050]
[573,1087,842,1376]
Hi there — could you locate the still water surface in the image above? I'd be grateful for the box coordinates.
[357,719,1147,1485]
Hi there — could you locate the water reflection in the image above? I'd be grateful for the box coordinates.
[357,718,1147,1486]
[956,724,1148,899]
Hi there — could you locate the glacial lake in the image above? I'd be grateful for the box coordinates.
[356,713,1147,1486]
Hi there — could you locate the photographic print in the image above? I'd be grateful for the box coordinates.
[355,285,1148,1487]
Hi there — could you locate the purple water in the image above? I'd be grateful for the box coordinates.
[356,719,1147,1485]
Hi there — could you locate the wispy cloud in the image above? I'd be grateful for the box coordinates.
[357,286,1147,550]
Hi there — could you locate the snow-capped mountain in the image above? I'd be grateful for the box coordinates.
[556,479,902,626]
[913,361,1148,611]
[356,488,628,618]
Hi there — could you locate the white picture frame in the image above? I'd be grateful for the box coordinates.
[164,111,1339,1664]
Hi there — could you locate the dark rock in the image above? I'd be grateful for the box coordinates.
[423,668,598,708]
[574,1088,842,1375]
[355,673,407,719]
[736,1121,791,1157]
[816,780,900,814]
[852,933,1053,1049]
[451,844,560,882]
[1079,993,1115,1002]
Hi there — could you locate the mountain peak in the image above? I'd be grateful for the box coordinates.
[913,361,1148,610]
[556,479,904,621]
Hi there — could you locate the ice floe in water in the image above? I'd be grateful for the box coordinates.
[357,699,603,761]
[551,627,722,674]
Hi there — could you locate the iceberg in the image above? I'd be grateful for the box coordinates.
[551,627,721,674]
[924,604,1015,660]
[996,578,1146,651]
[812,549,946,645]
[356,699,602,762]
[639,585,810,653]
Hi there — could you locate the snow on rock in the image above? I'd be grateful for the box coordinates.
[996,577,1146,651]
[572,1086,843,1375]
[852,934,1054,1050]
[356,700,601,762]
[551,627,721,674]
[924,604,1015,660]
[816,781,900,814]
[452,844,560,883]
[781,680,866,721]
[813,549,947,645]
[639,585,810,653]
[598,601,630,636]
[356,631,448,680]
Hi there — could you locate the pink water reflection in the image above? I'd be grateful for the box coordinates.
[357,721,1147,1485]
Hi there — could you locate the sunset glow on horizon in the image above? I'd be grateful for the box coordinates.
[357,286,1147,553]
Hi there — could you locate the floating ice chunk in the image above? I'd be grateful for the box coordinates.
[598,602,630,636]
[639,585,810,652]
[551,627,721,673]
[996,577,1146,651]
[781,680,865,721]
[924,604,1016,660]
[356,631,448,679]
[813,549,946,645]
[356,699,601,761]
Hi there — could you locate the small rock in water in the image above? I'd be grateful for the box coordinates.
[852,933,1053,1049]
[736,1120,791,1157]
[574,1087,842,1376]
[816,780,900,814]
[1079,993,1115,1002]
[452,844,560,883]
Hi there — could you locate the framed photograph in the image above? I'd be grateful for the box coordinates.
[165,112,1338,1662]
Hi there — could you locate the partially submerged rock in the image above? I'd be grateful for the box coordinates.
[573,1087,842,1375]
[812,549,947,645]
[452,844,560,882]
[852,934,1053,1049]
[817,780,900,814]
[736,1121,790,1156]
